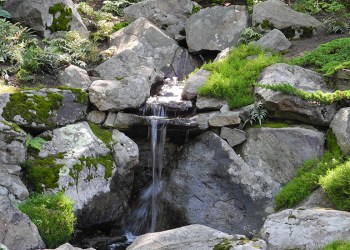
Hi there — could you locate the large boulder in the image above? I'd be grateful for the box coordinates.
[252,0,325,38]
[127,224,267,250]
[255,29,291,52]
[4,0,88,37]
[58,65,92,90]
[260,208,350,250]
[0,121,28,200]
[185,5,248,52]
[44,243,95,250]
[107,17,199,80]
[241,127,324,190]
[182,69,210,100]
[255,63,338,126]
[330,108,350,155]
[26,122,138,228]
[0,196,45,250]
[0,88,88,132]
[123,0,194,41]
[163,132,273,235]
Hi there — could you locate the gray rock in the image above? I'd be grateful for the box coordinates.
[182,69,210,100]
[196,96,227,111]
[58,65,92,90]
[87,111,106,124]
[208,111,241,127]
[255,29,291,52]
[163,132,274,235]
[37,122,138,228]
[4,0,88,38]
[241,127,324,191]
[0,121,28,200]
[0,196,45,250]
[185,5,248,52]
[127,224,267,250]
[256,63,337,126]
[260,208,350,250]
[214,47,230,62]
[189,112,216,131]
[44,243,95,250]
[330,107,350,155]
[252,0,325,38]
[335,69,350,80]
[0,88,87,131]
[298,188,336,209]
[89,78,153,111]
[0,93,10,121]
[220,127,246,147]
[123,0,194,41]
[109,17,199,79]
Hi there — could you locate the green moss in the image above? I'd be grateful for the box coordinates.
[300,26,314,38]
[192,5,201,14]
[49,3,72,33]
[2,91,63,127]
[58,86,88,105]
[213,239,232,250]
[326,129,343,156]
[112,21,129,32]
[22,153,65,192]
[198,44,281,109]
[261,19,275,30]
[88,122,113,148]
[322,240,350,250]
[3,120,23,133]
[70,154,114,182]
[250,121,290,128]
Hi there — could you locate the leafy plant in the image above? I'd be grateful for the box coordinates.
[244,101,268,126]
[25,134,46,151]
[292,0,347,14]
[323,16,350,34]
[238,28,263,45]
[213,239,232,250]
[0,7,11,18]
[198,44,281,109]
[18,192,76,248]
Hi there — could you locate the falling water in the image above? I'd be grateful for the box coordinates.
[125,105,167,235]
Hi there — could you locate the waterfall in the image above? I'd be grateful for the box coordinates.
[125,105,167,235]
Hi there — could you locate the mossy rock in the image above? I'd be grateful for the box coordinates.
[48,3,72,33]
[2,88,87,132]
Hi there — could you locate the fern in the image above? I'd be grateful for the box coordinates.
[244,101,268,126]
[26,134,46,151]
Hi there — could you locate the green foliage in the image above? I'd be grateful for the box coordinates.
[0,7,11,18]
[112,21,129,32]
[291,38,350,76]
[198,44,281,109]
[323,16,350,34]
[320,159,350,210]
[49,3,72,32]
[22,154,64,192]
[2,91,63,127]
[275,150,345,210]
[322,240,350,250]
[292,0,347,14]
[213,239,232,250]
[244,101,268,126]
[255,83,350,104]
[238,28,263,45]
[18,192,76,248]
[192,4,201,14]
[209,0,224,5]
[26,134,46,151]
[88,122,113,148]
[250,121,289,128]
[101,0,133,16]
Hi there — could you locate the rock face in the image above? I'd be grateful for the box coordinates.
[256,63,337,126]
[241,127,324,191]
[330,108,350,155]
[127,224,267,250]
[108,17,199,79]
[123,0,194,41]
[299,188,336,209]
[0,88,88,132]
[4,0,88,37]
[33,122,138,228]
[185,5,248,52]
[252,0,325,38]
[163,132,272,235]
[182,69,210,100]
[196,96,227,111]
[44,243,95,250]
[220,127,246,147]
[0,121,28,200]
[208,111,241,127]
[58,65,92,90]
[260,208,350,250]
[0,196,45,250]
[255,29,291,52]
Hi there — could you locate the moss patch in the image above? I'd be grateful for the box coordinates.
[250,121,290,128]
[58,86,88,105]
[2,91,63,127]
[322,240,350,250]
[22,153,64,192]
[3,120,23,133]
[214,239,232,250]
[88,122,113,148]
[49,3,72,33]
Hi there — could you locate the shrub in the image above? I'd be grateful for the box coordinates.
[238,28,263,45]
[319,159,350,210]
[18,193,76,248]
[198,44,281,109]
[322,240,350,250]
[291,38,350,76]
